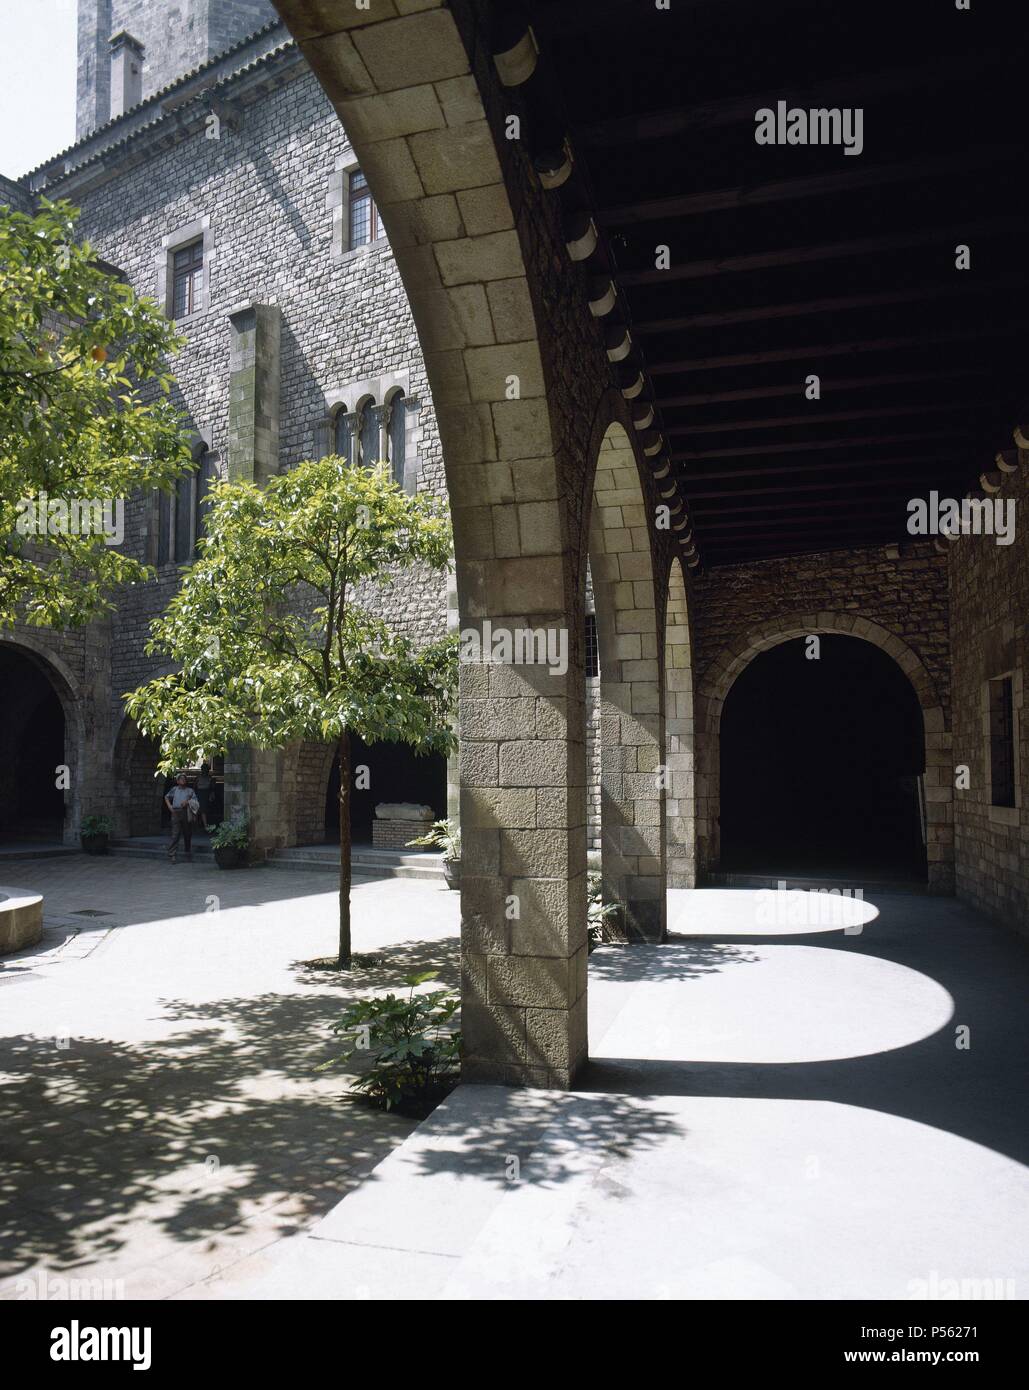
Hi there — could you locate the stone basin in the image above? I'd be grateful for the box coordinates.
[0,887,44,953]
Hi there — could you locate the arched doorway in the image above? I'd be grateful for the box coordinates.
[322,736,447,846]
[719,635,928,882]
[0,644,67,842]
[113,718,168,837]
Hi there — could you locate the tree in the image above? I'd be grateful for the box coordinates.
[125,456,458,967]
[0,199,191,628]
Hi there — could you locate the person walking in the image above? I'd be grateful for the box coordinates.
[165,773,198,864]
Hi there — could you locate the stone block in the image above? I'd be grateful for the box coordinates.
[488,954,571,1009]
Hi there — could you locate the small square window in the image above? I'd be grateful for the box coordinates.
[988,675,1016,808]
[171,240,204,319]
[348,170,379,248]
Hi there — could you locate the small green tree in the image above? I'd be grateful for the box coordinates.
[0,199,192,628]
[125,456,458,967]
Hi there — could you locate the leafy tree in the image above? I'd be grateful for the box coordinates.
[0,199,191,628]
[126,457,458,967]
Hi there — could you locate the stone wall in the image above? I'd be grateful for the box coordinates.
[693,542,951,721]
[690,541,953,887]
[76,0,278,138]
[34,50,449,818]
[948,460,1029,934]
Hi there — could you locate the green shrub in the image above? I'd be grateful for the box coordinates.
[80,815,112,837]
[587,869,620,948]
[405,818,461,861]
[323,971,460,1116]
[210,817,248,850]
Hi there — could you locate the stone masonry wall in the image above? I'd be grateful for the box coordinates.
[692,542,951,721]
[42,58,448,787]
[948,460,1029,934]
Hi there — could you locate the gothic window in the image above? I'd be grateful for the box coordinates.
[171,239,204,319]
[174,469,194,563]
[387,391,406,486]
[194,448,218,553]
[348,169,379,248]
[360,402,382,466]
[157,490,171,566]
[333,406,356,466]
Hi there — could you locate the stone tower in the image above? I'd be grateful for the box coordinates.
[76,0,278,138]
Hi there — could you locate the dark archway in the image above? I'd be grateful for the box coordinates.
[720,635,927,881]
[323,737,447,846]
[0,645,67,842]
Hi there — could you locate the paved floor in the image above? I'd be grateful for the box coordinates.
[0,855,459,1300]
[2,863,1027,1300]
[226,888,1029,1301]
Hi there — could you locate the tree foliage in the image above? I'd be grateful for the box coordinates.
[126,456,459,964]
[0,199,191,628]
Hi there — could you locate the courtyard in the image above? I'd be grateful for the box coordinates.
[2,855,1026,1300]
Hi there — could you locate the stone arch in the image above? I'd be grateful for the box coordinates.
[0,633,86,844]
[664,557,696,888]
[275,0,635,1085]
[695,613,953,893]
[112,715,167,839]
[587,416,665,941]
[294,739,338,846]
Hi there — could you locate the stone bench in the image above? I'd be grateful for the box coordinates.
[0,886,44,953]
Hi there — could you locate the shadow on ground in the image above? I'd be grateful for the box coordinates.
[0,936,458,1281]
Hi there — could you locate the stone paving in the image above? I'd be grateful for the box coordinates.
[3,861,1028,1300]
[228,887,1029,1301]
[0,854,459,1301]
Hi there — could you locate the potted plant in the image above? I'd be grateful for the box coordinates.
[210,817,249,869]
[406,818,461,888]
[79,814,112,855]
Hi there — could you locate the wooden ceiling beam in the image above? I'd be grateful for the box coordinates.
[620,218,1018,286]
[667,399,994,437]
[635,277,1027,335]
[648,326,1021,375]
[600,146,1020,225]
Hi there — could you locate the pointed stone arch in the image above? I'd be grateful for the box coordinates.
[695,612,953,892]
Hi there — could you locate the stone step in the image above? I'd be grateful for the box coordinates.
[267,845,446,882]
[106,839,447,880]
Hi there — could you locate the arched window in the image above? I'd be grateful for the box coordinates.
[360,401,382,467]
[157,490,171,566]
[387,391,406,487]
[194,448,218,554]
[174,467,193,563]
[333,406,355,466]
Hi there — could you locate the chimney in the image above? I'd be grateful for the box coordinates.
[109,31,144,118]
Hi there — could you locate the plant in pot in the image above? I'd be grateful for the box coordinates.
[80,814,112,855]
[210,817,249,869]
[406,818,461,888]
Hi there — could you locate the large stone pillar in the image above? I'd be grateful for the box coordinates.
[459,650,588,1090]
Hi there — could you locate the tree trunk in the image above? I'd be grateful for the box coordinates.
[337,729,352,968]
